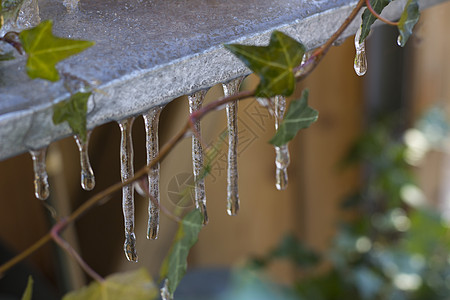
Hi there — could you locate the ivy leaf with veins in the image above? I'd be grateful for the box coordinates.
[270,89,318,146]
[397,0,420,47]
[53,92,91,142]
[19,20,94,81]
[160,209,203,298]
[225,31,305,98]
[63,268,157,300]
[360,0,391,43]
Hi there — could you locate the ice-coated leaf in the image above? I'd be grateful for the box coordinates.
[19,20,94,81]
[225,31,305,98]
[397,0,420,47]
[160,209,203,298]
[269,89,318,146]
[360,0,391,43]
[63,268,157,300]
[21,276,33,300]
[53,92,91,142]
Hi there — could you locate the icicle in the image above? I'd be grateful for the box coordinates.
[160,279,173,300]
[118,117,138,262]
[188,90,208,225]
[274,96,290,190]
[74,131,95,191]
[29,148,50,200]
[143,106,164,240]
[222,77,244,216]
[354,26,367,76]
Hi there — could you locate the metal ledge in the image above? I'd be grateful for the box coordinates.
[0,0,447,160]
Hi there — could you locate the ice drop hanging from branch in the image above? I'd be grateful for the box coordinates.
[189,90,208,225]
[74,131,95,191]
[354,26,367,76]
[273,96,290,190]
[118,117,138,262]
[29,148,50,200]
[143,106,164,240]
[222,77,244,216]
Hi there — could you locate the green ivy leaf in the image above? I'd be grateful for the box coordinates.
[269,89,318,146]
[360,0,391,43]
[397,0,420,47]
[225,31,305,98]
[19,20,94,81]
[21,276,33,300]
[52,92,91,142]
[160,209,203,298]
[63,268,157,300]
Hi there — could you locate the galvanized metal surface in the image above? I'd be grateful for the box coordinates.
[0,0,447,160]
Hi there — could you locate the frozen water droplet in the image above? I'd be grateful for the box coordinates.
[124,232,138,262]
[29,148,49,200]
[74,131,95,191]
[397,35,403,47]
[274,96,290,190]
[354,27,367,76]
[222,77,244,216]
[189,90,208,225]
[143,106,164,240]
[160,279,173,300]
[118,117,138,262]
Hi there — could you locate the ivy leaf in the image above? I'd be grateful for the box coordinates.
[160,209,203,298]
[360,0,391,43]
[21,276,33,300]
[225,31,305,98]
[269,89,318,146]
[63,268,157,300]
[397,0,420,47]
[19,20,94,81]
[52,92,91,142]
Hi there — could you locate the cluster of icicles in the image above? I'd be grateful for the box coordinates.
[28,77,294,262]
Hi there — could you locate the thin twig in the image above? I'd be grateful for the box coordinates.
[365,0,399,26]
[51,219,105,282]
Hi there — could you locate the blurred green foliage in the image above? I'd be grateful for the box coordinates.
[248,110,450,300]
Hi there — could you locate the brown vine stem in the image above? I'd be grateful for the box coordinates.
[51,219,105,282]
[365,0,399,26]
[0,0,366,276]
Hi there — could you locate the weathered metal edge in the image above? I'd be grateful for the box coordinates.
[0,0,446,160]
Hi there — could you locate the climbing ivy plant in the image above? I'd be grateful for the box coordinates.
[0,0,423,299]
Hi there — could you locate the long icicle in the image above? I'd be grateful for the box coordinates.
[74,131,95,191]
[118,117,138,262]
[222,77,244,216]
[143,106,164,240]
[29,148,50,200]
[189,90,208,225]
[274,96,290,190]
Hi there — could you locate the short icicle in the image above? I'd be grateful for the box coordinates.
[354,26,368,76]
[274,96,290,190]
[222,77,244,216]
[29,148,50,200]
[189,90,208,225]
[118,117,138,262]
[74,131,95,191]
[143,106,164,240]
